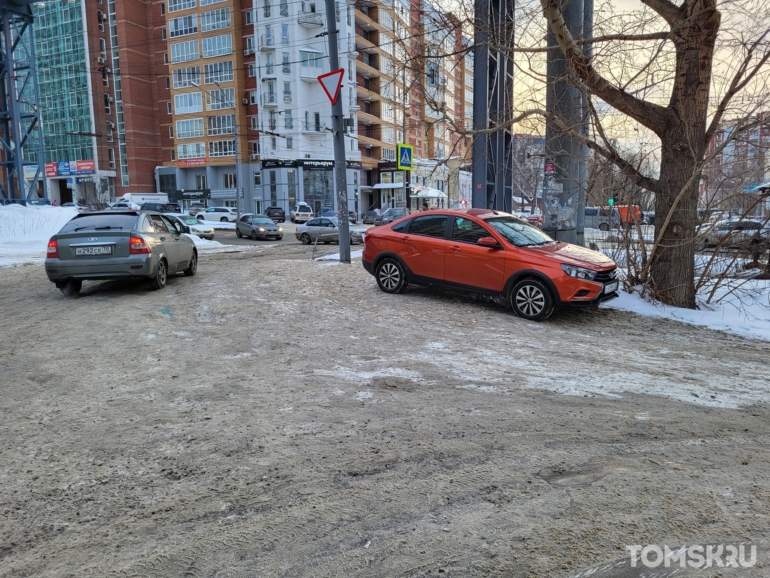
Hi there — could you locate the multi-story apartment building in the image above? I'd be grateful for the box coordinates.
[700,113,770,214]
[30,0,168,204]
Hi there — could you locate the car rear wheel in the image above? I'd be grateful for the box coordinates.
[510,278,554,321]
[599,223,610,232]
[300,233,311,245]
[220,217,228,222]
[150,259,168,290]
[59,279,82,297]
[236,227,242,238]
[184,251,197,277]
[251,231,258,240]
[375,258,407,294]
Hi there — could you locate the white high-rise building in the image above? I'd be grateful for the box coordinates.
[253,0,361,216]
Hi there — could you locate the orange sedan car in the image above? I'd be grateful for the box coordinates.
[362,208,619,321]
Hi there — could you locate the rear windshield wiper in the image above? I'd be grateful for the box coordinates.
[73,226,123,231]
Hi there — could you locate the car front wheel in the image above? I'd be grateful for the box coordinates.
[236,227,243,238]
[599,223,610,232]
[300,233,311,245]
[375,258,407,294]
[220,217,228,222]
[150,259,168,290]
[184,251,197,276]
[510,278,554,321]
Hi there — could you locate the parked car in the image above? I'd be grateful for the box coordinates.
[61,202,90,213]
[320,206,336,217]
[291,203,314,223]
[525,214,543,228]
[348,211,358,224]
[363,209,381,224]
[236,214,284,240]
[696,219,768,250]
[164,213,215,240]
[265,206,286,222]
[362,208,618,321]
[197,207,238,222]
[373,207,408,226]
[584,207,612,230]
[295,217,364,245]
[188,202,207,216]
[141,202,182,213]
[44,211,197,296]
[107,201,141,211]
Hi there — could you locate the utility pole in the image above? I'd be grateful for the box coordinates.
[323,0,350,262]
[402,64,408,210]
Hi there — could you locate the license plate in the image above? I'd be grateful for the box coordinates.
[604,281,619,294]
[75,246,112,256]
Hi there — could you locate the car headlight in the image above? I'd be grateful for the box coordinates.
[278,227,283,232]
[258,227,265,232]
[561,264,597,281]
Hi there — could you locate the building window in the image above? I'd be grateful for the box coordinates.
[271,136,276,150]
[283,81,291,101]
[106,122,114,142]
[200,7,230,31]
[300,50,323,68]
[163,52,169,64]
[268,110,277,130]
[314,112,320,132]
[168,0,196,13]
[250,116,259,130]
[207,87,234,110]
[167,102,172,114]
[104,93,112,114]
[176,117,204,138]
[102,71,109,88]
[160,2,166,14]
[263,0,270,17]
[202,34,232,58]
[98,11,105,32]
[382,148,396,160]
[173,92,203,114]
[252,142,260,155]
[245,9,253,24]
[207,114,235,135]
[282,52,290,73]
[286,137,293,149]
[281,25,289,44]
[177,142,206,159]
[108,148,116,168]
[165,76,170,89]
[248,63,256,77]
[200,0,226,5]
[169,14,198,37]
[195,175,208,189]
[170,150,176,161]
[284,109,293,128]
[100,38,107,59]
[249,90,258,105]
[203,60,234,84]
[223,173,237,188]
[172,65,200,88]
[170,40,199,63]
[209,140,235,157]
[161,27,167,40]
[246,36,256,53]
[169,126,174,138]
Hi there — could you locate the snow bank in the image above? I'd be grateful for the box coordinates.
[183,233,233,252]
[603,281,770,341]
[0,205,78,266]
[197,219,235,230]
[316,249,364,261]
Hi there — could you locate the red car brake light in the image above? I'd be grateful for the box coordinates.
[129,236,151,254]
[46,238,59,258]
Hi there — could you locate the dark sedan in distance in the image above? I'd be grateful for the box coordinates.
[264,206,286,222]
[373,207,409,226]
[45,211,197,296]
[235,214,284,240]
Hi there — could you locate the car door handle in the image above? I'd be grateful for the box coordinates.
[400,235,409,241]
[450,244,462,251]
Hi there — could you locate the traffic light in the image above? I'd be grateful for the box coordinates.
[517,148,526,164]
[608,198,614,207]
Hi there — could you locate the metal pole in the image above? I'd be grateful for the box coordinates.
[323,0,350,262]
[233,96,241,220]
[402,64,407,210]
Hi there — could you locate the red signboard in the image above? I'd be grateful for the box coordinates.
[45,162,58,177]
[75,159,95,173]
[544,161,555,174]
[177,158,207,167]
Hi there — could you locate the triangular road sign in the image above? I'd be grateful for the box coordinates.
[318,69,345,105]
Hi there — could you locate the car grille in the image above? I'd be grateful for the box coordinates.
[594,268,617,282]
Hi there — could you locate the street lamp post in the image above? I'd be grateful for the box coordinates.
[193,81,241,220]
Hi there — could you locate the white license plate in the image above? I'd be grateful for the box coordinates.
[604,281,618,294]
[75,246,112,256]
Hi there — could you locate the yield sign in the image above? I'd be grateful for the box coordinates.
[318,68,345,105]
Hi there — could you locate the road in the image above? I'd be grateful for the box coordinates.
[1,246,769,577]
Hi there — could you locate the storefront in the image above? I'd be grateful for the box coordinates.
[44,160,115,206]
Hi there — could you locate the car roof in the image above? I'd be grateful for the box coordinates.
[412,208,513,220]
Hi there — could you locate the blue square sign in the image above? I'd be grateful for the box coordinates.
[396,143,413,171]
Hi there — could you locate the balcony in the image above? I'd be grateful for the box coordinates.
[260,35,275,51]
[355,35,377,54]
[356,84,380,101]
[262,92,278,107]
[356,59,379,78]
[298,11,324,27]
[262,65,276,79]
[357,110,381,126]
[300,65,323,81]
[358,134,382,148]
[283,91,292,103]
[302,121,326,134]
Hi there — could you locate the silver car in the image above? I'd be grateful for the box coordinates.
[45,211,197,296]
[165,213,215,240]
[295,217,364,245]
[236,214,284,240]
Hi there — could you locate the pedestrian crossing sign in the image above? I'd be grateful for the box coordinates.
[396,143,414,171]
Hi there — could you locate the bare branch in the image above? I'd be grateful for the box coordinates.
[639,0,681,27]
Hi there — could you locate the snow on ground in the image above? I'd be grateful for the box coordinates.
[182,233,239,254]
[197,219,235,229]
[0,204,77,266]
[315,248,364,261]
[603,280,770,341]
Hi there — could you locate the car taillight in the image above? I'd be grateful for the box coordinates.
[46,238,59,258]
[129,236,150,254]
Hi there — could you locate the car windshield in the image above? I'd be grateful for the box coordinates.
[382,209,403,217]
[252,217,274,225]
[61,214,138,233]
[297,206,311,212]
[179,216,199,225]
[486,217,555,247]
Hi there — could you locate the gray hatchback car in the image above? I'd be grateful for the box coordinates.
[235,214,284,240]
[45,211,197,296]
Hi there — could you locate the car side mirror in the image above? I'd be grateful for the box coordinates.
[477,236,499,248]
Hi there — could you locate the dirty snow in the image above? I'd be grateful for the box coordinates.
[0,204,77,265]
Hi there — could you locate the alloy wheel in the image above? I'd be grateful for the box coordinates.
[515,285,545,316]
[378,262,400,290]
